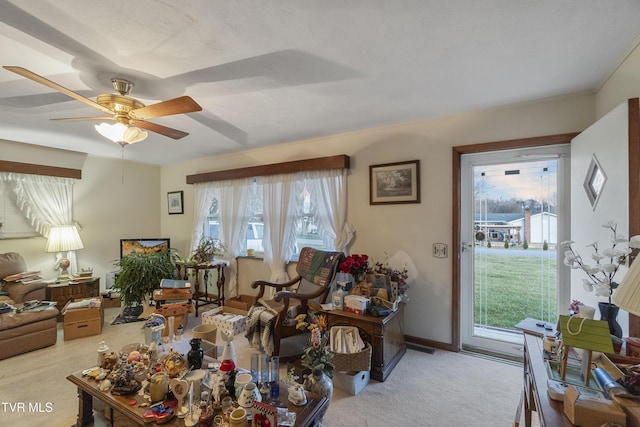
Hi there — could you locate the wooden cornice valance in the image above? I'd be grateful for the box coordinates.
[186,154,350,184]
[0,160,82,179]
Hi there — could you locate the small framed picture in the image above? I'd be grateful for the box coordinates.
[370,160,420,205]
[167,191,184,215]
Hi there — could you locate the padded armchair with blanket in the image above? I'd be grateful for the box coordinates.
[246,247,344,357]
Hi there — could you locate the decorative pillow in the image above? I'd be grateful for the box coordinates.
[0,252,27,281]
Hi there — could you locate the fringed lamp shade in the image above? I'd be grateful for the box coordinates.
[613,257,640,317]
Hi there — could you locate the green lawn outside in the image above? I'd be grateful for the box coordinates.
[474,250,558,330]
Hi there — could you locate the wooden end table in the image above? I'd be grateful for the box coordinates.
[176,261,229,316]
[322,303,406,381]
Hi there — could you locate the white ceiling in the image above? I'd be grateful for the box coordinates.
[1,0,640,165]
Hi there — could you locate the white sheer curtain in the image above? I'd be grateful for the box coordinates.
[217,178,252,297]
[308,169,354,252]
[191,182,218,251]
[192,179,252,297]
[0,172,79,272]
[259,173,300,297]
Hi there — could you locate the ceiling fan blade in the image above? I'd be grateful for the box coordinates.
[131,120,188,140]
[3,66,113,115]
[51,116,113,122]
[128,96,202,120]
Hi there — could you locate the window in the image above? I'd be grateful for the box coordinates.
[203,178,330,257]
[293,179,326,253]
[0,183,38,239]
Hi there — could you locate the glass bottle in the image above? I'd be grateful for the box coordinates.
[270,356,280,400]
[97,341,109,367]
[332,283,347,310]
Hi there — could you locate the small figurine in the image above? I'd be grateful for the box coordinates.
[225,370,237,399]
[220,330,237,364]
[187,338,204,369]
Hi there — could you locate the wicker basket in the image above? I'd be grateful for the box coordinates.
[330,343,372,373]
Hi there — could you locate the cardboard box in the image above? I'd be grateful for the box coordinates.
[224,295,255,312]
[101,293,121,309]
[563,385,626,427]
[201,306,247,336]
[332,370,370,395]
[344,295,370,315]
[63,297,104,341]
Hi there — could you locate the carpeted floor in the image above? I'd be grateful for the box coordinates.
[0,307,531,426]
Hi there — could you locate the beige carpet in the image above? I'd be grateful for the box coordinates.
[0,307,528,426]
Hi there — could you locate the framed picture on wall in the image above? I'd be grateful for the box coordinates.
[369,160,420,205]
[167,191,184,214]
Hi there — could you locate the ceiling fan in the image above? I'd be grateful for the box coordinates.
[3,66,202,145]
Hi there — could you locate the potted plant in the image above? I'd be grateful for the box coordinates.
[189,236,227,264]
[113,249,178,320]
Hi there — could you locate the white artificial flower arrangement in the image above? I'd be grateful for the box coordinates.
[561,220,640,304]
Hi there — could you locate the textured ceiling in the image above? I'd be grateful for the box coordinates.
[1,0,640,165]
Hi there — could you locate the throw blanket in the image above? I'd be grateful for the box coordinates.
[246,302,277,354]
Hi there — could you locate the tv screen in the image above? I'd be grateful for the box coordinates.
[120,238,171,258]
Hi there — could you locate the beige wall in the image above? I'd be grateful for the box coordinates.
[161,91,595,346]
[596,39,640,118]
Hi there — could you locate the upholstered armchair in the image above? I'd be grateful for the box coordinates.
[0,252,47,303]
[246,247,344,358]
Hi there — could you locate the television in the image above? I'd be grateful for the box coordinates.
[120,238,171,258]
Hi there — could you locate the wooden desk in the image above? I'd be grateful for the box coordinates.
[46,278,100,321]
[176,261,229,316]
[522,332,573,427]
[324,304,406,381]
[67,369,328,427]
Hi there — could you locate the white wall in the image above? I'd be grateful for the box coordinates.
[570,102,630,334]
[161,92,595,346]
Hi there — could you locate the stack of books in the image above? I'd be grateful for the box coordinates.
[69,270,94,284]
[2,271,43,285]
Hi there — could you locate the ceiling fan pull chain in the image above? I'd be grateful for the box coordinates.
[121,145,125,184]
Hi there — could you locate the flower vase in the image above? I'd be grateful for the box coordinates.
[187,338,204,370]
[598,302,623,339]
[304,367,332,422]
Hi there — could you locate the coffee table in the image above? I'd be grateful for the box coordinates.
[67,369,328,427]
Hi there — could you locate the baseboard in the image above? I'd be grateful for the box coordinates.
[406,343,435,354]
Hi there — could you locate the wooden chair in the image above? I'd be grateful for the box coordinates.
[248,247,345,357]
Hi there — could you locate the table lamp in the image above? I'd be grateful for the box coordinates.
[45,225,84,279]
[612,256,640,316]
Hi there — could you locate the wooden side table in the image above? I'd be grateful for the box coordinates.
[46,278,100,321]
[176,261,229,316]
[324,304,406,381]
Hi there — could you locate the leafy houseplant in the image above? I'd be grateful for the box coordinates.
[113,249,178,313]
[189,236,227,264]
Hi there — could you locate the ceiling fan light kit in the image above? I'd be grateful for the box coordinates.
[2,66,203,143]
[94,122,148,145]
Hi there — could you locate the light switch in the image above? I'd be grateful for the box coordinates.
[433,243,448,258]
